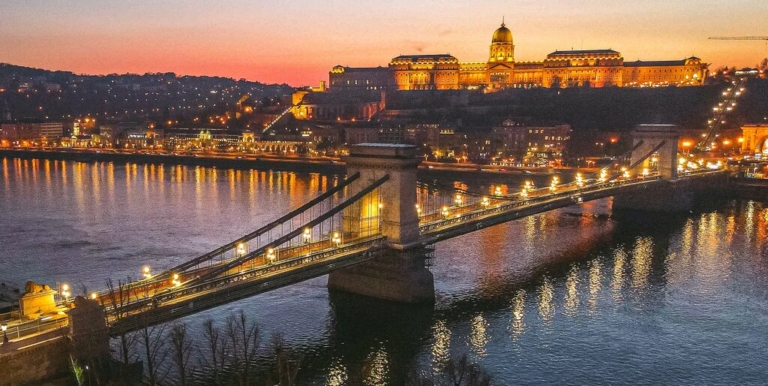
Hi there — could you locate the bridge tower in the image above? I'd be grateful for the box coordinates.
[614,125,701,212]
[629,124,680,180]
[328,144,434,303]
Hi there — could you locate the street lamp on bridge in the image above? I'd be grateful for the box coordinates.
[549,176,560,192]
[142,266,152,279]
[236,243,247,257]
[61,284,70,303]
[1,323,7,345]
[303,228,312,244]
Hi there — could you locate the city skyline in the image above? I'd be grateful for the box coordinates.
[1,0,767,86]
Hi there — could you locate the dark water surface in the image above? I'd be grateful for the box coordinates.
[1,158,767,385]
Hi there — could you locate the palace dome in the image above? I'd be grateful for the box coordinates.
[492,23,513,43]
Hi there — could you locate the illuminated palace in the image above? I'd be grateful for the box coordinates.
[329,22,708,90]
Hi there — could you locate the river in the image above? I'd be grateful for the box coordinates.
[1,157,766,385]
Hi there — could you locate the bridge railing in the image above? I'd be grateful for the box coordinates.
[419,176,663,233]
[100,175,391,321]
[106,236,388,332]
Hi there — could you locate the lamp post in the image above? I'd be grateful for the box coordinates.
[143,266,152,279]
[2,323,8,345]
[303,228,311,244]
[332,232,342,248]
[481,197,490,208]
[61,284,71,304]
[267,248,277,264]
[441,206,450,219]
[549,176,559,192]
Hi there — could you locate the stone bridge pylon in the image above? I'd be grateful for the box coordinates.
[328,144,434,303]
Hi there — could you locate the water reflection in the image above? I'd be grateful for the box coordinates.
[326,359,348,386]
[564,266,580,316]
[431,319,451,369]
[364,347,389,386]
[469,314,489,358]
[588,259,603,313]
[2,159,768,385]
[538,276,555,323]
[509,290,526,340]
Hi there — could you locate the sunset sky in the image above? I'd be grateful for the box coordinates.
[2,0,766,86]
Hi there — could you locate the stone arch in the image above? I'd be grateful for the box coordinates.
[759,136,768,154]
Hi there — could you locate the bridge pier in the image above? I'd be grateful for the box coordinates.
[329,144,434,303]
[612,180,696,212]
[328,248,435,303]
[613,172,729,212]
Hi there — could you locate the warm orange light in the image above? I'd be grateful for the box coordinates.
[682,141,692,148]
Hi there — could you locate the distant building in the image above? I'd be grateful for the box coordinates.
[741,124,768,155]
[330,21,708,90]
[292,90,385,122]
[492,119,571,165]
[0,121,63,146]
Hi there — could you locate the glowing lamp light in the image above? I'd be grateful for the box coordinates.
[172,273,181,287]
[143,266,152,279]
[61,284,71,301]
[481,197,490,208]
[441,206,450,218]
[303,228,312,243]
[494,186,502,196]
[549,176,559,192]
[236,243,246,257]
[267,248,277,262]
[623,170,630,179]
[415,204,422,215]
[454,194,463,206]
[90,293,98,300]
[331,232,342,247]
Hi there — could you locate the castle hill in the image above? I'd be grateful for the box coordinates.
[2,6,768,386]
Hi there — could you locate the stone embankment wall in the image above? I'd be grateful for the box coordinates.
[0,334,70,386]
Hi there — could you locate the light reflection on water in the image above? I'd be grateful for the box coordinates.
[1,159,767,385]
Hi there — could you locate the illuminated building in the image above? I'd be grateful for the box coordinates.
[330,21,708,90]
[491,119,572,164]
[741,124,768,155]
[0,121,64,146]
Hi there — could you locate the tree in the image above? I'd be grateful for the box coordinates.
[170,323,194,386]
[405,354,492,386]
[137,321,169,385]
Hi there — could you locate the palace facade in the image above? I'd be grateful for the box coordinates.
[329,22,708,91]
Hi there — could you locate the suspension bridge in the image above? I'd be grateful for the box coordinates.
[1,125,728,348]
